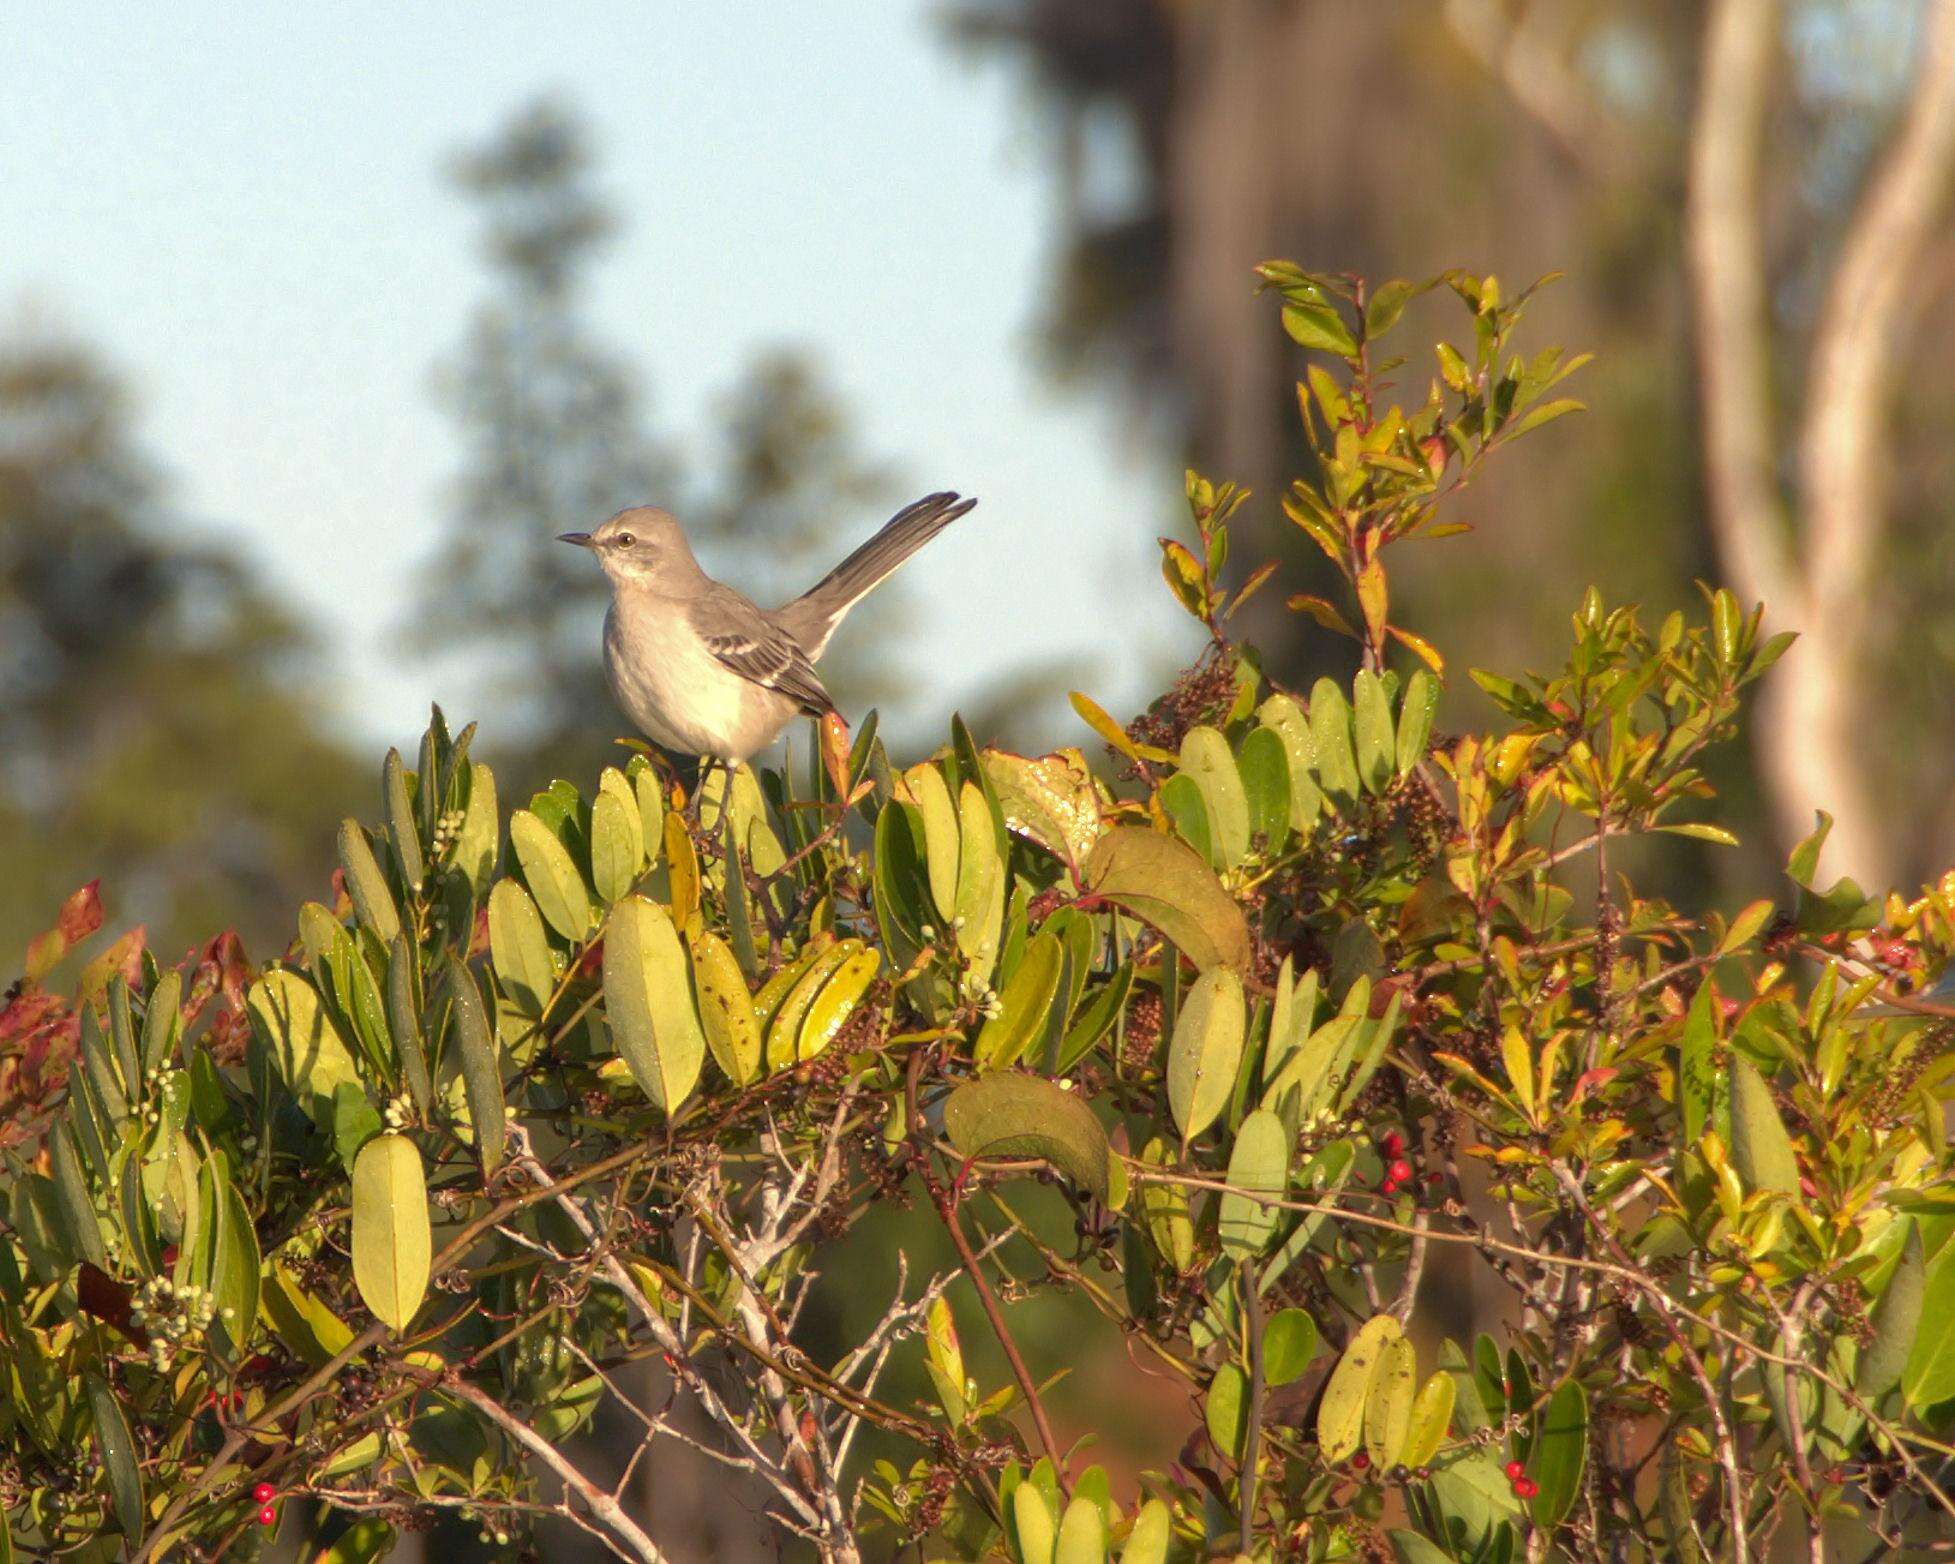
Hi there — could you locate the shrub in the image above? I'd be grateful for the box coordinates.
[4,269,1953,1563]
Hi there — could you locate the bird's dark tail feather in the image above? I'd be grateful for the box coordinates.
[776,491,977,655]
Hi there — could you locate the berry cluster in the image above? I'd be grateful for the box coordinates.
[249,1481,278,1526]
[1376,1130,1416,1201]
[1504,1459,1538,1500]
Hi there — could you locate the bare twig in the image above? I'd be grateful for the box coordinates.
[450,1379,670,1564]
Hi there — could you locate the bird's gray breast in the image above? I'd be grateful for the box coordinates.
[602,594,799,760]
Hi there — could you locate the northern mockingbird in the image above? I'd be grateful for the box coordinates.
[559,491,976,763]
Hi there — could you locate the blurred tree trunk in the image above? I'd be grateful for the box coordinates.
[1688,0,1955,888]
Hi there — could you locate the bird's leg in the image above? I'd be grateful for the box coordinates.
[686,756,724,833]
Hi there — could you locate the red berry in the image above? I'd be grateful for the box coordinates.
[252,1482,274,1503]
[1380,1132,1405,1157]
[1879,940,1913,967]
[1380,1177,1399,1195]
[1351,1450,1370,1470]
[1504,1460,1524,1480]
[1389,1159,1413,1182]
[258,1505,277,1527]
[1515,1477,1539,1500]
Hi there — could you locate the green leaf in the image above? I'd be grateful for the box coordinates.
[337,819,401,943]
[1013,1480,1057,1564]
[1396,668,1438,775]
[1054,1495,1107,1564]
[1505,396,1584,438]
[1178,726,1250,867]
[142,968,182,1073]
[603,897,706,1116]
[1158,773,1215,866]
[1167,968,1246,1144]
[1263,1307,1319,1387]
[982,747,1106,871]
[48,1120,106,1268]
[247,968,364,1108]
[386,936,433,1114]
[1137,1136,1194,1270]
[1401,1370,1456,1470]
[384,747,425,890]
[1120,1499,1172,1564]
[1530,1378,1588,1528]
[212,1174,262,1358]
[1729,1057,1798,1194]
[1055,961,1134,1073]
[509,809,596,941]
[85,1370,144,1538]
[451,760,501,895]
[1205,1361,1249,1460]
[1859,1224,1924,1399]
[1364,278,1420,338]
[975,930,1065,1071]
[1318,1314,1402,1462]
[953,779,1006,985]
[1084,826,1251,975]
[909,763,963,925]
[1352,671,1396,794]
[692,931,762,1086]
[1364,1333,1416,1469]
[1904,1233,1955,1410]
[1282,301,1358,356]
[1233,725,1292,855]
[1387,1530,1457,1564]
[1308,678,1360,800]
[1218,1108,1289,1259]
[262,1262,356,1367]
[1257,694,1325,829]
[313,1518,397,1564]
[1678,981,1718,1145]
[446,954,507,1174]
[590,782,643,904]
[942,1074,1112,1204]
[1655,822,1740,847]
[350,1133,431,1332]
[489,879,557,1021]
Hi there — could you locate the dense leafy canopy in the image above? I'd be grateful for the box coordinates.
[4,270,1954,1563]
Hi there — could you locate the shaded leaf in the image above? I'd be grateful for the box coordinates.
[1083,827,1250,974]
[942,1074,1112,1203]
[603,897,705,1114]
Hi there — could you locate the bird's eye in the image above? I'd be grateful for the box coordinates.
[615,532,636,549]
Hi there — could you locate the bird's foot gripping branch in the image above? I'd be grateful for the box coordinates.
[7,269,1955,1563]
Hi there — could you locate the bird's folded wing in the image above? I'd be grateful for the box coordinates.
[699,596,833,716]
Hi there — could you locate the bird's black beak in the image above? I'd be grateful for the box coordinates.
[557,532,596,548]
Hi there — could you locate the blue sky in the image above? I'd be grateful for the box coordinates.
[2,3,1188,752]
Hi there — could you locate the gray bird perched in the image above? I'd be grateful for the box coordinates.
[559,491,977,762]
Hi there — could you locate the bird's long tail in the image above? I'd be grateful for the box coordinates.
[775,491,976,656]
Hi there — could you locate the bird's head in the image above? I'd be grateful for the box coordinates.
[558,506,702,589]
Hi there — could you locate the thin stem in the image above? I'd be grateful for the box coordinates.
[451,1380,670,1564]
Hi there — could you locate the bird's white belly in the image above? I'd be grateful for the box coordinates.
[603,601,796,760]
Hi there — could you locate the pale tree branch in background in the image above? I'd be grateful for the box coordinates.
[1687,0,1800,621]
[1683,0,1955,889]
[1441,0,1628,178]
[1803,0,1955,629]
